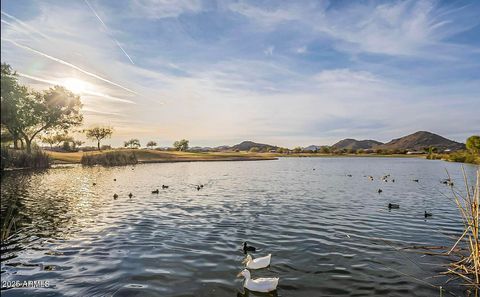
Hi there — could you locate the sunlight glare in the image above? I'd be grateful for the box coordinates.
[62,78,89,94]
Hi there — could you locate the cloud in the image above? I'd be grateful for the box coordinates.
[228,0,480,58]
[295,46,307,54]
[17,72,133,102]
[3,39,137,94]
[83,0,134,64]
[263,46,274,56]
[1,0,478,147]
[1,10,50,39]
[129,0,202,19]
[229,1,303,29]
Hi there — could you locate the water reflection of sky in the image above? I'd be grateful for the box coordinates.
[1,159,478,296]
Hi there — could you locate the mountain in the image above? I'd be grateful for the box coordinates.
[213,145,232,151]
[231,141,278,151]
[304,145,322,152]
[374,131,465,151]
[332,139,383,150]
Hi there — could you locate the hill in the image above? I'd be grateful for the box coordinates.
[332,139,383,150]
[231,141,278,151]
[374,131,465,151]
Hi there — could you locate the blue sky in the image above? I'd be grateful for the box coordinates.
[1,0,479,147]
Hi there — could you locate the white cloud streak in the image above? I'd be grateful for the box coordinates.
[1,10,50,39]
[83,0,135,64]
[3,38,138,94]
[18,72,136,104]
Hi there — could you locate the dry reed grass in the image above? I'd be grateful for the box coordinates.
[443,168,480,295]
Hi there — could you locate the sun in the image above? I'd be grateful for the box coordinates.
[62,78,88,94]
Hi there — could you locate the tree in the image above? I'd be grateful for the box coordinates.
[73,140,84,150]
[42,134,58,149]
[1,63,27,149]
[85,126,113,150]
[62,141,71,152]
[147,141,157,149]
[466,135,480,154]
[173,139,189,151]
[293,146,303,153]
[2,64,83,153]
[320,146,331,154]
[2,68,83,154]
[249,147,260,153]
[124,139,140,149]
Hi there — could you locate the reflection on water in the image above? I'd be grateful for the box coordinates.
[1,158,478,296]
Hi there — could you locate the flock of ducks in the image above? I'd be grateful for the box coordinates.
[349,173,455,218]
[104,171,456,293]
[237,242,278,293]
[99,178,206,200]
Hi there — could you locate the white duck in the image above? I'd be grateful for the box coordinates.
[237,269,279,293]
[243,253,271,269]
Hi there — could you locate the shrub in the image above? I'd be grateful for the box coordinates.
[1,146,51,170]
[81,151,138,166]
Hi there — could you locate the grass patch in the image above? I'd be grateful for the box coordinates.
[49,149,277,164]
[81,150,138,166]
[1,146,51,170]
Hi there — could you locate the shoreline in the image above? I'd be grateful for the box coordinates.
[45,149,426,166]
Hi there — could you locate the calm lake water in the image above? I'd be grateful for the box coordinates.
[1,157,479,297]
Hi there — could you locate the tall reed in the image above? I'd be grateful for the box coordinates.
[1,146,51,170]
[446,168,479,293]
[1,206,17,242]
[81,151,138,166]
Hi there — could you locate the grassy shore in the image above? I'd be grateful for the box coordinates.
[48,149,278,164]
[46,149,479,165]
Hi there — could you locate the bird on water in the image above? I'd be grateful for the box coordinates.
[243,242,256,254]
[388,203,399,209]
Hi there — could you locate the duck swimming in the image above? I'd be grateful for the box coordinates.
[128,193,133,198]
[243,242,256,254]
[424,211,432,218]
[413,179,419,182]
[378,189,383,194]
[388,203,399,209]
[113,193,118,199]
[162,185,169,189]
[243,254,271,269]
[237,269,279,293]
[152,189,159,194]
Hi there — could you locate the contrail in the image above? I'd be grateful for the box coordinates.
[83,0,135,65]
[3,38,137,94]
[18,72,136,104]
[1,11,50,39]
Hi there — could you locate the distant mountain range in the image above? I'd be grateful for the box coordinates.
[374,131,465,151]
[187,131,465,152]
[230,141,278,151]
[331,139,383,150]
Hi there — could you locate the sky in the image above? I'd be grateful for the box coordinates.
[1,0,479,148]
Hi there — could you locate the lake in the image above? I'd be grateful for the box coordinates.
[1,157,478,296]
